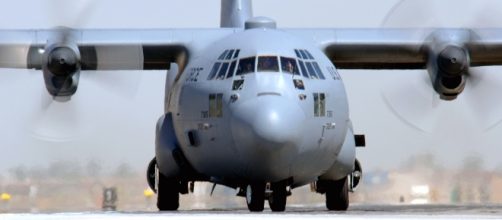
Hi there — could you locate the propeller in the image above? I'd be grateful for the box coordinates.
[29,0,142,142]
[380,0,502,133]
[31,92,88,142]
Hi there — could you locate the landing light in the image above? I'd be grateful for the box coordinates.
[38,48,45,54]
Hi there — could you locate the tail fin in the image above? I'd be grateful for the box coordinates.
[220,0,253,28]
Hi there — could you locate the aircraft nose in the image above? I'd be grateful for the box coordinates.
[231,95,305,181]
[231,95,305,150]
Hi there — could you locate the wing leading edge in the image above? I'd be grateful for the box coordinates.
[0,29,235,71]
[288,28,502,69]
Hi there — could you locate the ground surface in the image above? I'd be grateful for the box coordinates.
[1,204,502,219]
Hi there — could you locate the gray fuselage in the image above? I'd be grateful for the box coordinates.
[164,28,351,187]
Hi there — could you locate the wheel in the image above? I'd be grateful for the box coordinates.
[268,182,287,212]
[325,177,349,211]
[157,172,180,211]
[246,183,265,212]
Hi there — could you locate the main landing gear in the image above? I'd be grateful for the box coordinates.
[315,176,349,211]
[156,171,180,211]
[245,182,289,212]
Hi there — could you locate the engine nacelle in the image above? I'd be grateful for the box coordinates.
[432,74,466,101]
[425,29,474,101]
[41,44,82,100]
[427,45,468,100]
[43,71,80,100]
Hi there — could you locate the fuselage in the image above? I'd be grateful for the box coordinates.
[166,28,350,187]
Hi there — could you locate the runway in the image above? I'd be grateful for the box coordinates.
[1,204,501,220]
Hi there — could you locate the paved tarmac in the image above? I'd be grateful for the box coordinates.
[1,204,501,220]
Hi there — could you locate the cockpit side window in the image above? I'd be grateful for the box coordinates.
[280,57,299,75]
[258,56,279,72]
[216,63,229,79]
[233,49,241,59]
[299,50,308,59]
[305,50,315,59]
[294,49,327,80]
[236,57,256,75]
[312,62,326,80]
[218,50,229,60]
[207,62,221,80]
[305,62,318,79]
[227,60,237,78]
[225,49,235,60]
[209,49,242,80]
[298,60,309,78]
[294,49,302,59]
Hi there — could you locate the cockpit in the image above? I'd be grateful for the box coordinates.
[207,49,327,80]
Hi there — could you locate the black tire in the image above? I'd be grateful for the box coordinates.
[146,158,157,193]
[268,183,287,212]
[246,183,266,212]
[325,177,349,211]
[157,172,180,211]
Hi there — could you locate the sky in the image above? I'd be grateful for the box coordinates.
[1,0,502,175]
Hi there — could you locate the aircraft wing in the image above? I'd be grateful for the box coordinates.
[287,28,502,101]
[0,29,235,71]
[287,28,502,69]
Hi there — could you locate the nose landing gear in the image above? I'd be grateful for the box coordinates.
[244,181,290,212]
[268,182,287,212]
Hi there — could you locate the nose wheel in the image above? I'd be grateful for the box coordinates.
[245,183,266,212]
[268,182,287,212]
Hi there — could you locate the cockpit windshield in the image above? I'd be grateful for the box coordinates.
[236,57,256,76]
[208,49,326,80]
[257,56,279,72]
[280,57,299,75]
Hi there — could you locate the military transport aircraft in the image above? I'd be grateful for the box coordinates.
[2,0,502,212]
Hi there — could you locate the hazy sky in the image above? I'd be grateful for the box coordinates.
[1,0,502,175]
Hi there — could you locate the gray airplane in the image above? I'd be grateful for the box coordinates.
[2,0,502,212]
